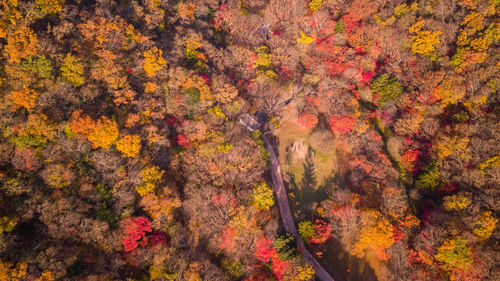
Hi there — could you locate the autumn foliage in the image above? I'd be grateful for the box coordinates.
[121,217,153,252]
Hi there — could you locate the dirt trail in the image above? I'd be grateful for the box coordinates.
[263,133,335,281]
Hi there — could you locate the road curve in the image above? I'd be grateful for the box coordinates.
[263,134,335,281]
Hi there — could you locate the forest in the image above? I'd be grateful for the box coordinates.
[0,0,498,280]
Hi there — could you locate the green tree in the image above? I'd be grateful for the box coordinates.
[298,221,317,242]
[371,74,403,105]
[274,233,297,261]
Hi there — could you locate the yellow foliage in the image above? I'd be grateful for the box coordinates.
[36,0,65,15]
[185,262,201,281]
[0,260,27,281]
[144,46,166,77]
[5,25,39,64]
[297,264,315,281]
[309,0,322,12]
[479,155,500,170]
[136,165,164,196]
[432,76,466,107]
[116,135,141,157]
[443,192,472,211]
[0,216,17,234]
[353,210,394,260]
[145,82,159,93]
[435,135,470,160]
[297,31,315,45]
[254,46,272,69]
[409,20,441,59]
[61,53,85,87]
[473,211,497,242]
[8,88,39,112]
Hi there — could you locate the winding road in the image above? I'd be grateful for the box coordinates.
[241,113,334,281]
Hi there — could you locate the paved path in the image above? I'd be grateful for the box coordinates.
[263,134,334,281]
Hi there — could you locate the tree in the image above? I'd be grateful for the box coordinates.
[371,74,403,105]
[10,113,56,148]
[121,217,152,252]
[36,0,65,15]
[473,211,497,243]
[442,193,472,211]
[298,221,317,242]
[297,113,318,129]
[8,88,39,112]
[434,237,473,274]
[408,20,442,60]
[61,54,85,87]
[70,111,119,149]
[115,135,141,157]
[252,182,274,211]
[274,233,297,261]
[353,210,395,260]
[144,46,166,77]
[4,26,38,64]
[135,165,164,196]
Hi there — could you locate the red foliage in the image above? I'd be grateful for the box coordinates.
[254,236,275,263]
[166,117,177,126]
[305,96,320,107]
[278,65,292,81]
[310,219,332,244]
[393,225,404,242]
[329,115,357,135]
[271,257,290,280]
[176,134,191,147]
[200,73,211,86]
[401,149,420,172]
[361,71,373,84]
[297,113,318,129]
[126,66,133,74]
[121,217,152,252]
[149,231,167,247]
[211,192,227,207]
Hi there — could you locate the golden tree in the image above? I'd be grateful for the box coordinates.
[115,135,141,157]
[143,46,166,77]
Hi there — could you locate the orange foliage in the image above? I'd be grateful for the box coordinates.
[8,88,39,112]
[5,25,38,64]
[140,189,181,223]
[70,111,119,149]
